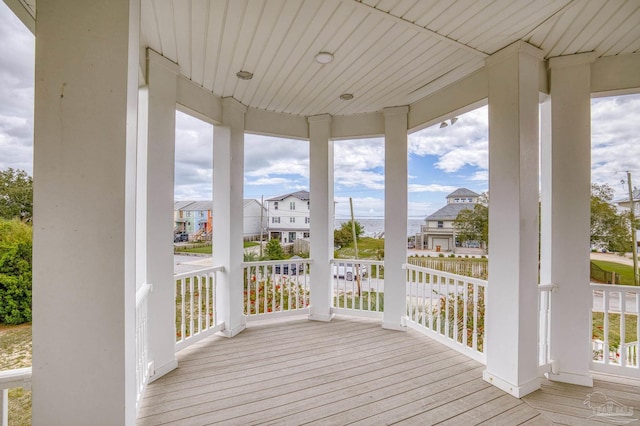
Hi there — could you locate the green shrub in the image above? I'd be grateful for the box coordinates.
[0,219,32,324]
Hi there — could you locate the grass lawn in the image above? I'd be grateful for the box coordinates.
[335,237,384,259]
[591,260,637,285]
[243,241,259,248]
[0,323,32,425]
[592,312,639,347]
[175,245,212,254]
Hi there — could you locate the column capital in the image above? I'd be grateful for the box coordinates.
[147,48,179,75]
[485,40,544,68]
[222,97,248,114]
[548,52,598,69]
[383,105,409,117]
[307,113,332,124]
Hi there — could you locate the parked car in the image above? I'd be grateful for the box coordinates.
[333,263,368,281]
[274,257,304,275]
[174,232,188,242]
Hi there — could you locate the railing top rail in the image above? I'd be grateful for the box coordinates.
[174,265,225,280]
[403,263,488,287]
[0,367,32,389]
[330,259,384,266]
[590,283,640,292]
[136,283,153,306]
[241,259,314,267]
[538,283,558,291]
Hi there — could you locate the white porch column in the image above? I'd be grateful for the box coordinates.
[383,106,409,331]
[540,53,596,387]
[145,50,179,380]
[483,41,542,398]
[32,0,140,424]
[308,114,334,322]
[213,98,247,337]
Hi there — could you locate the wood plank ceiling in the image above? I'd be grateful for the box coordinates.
[140,0,640,117]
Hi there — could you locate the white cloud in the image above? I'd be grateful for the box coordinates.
[590,94,640,200]
[408,183,457,193]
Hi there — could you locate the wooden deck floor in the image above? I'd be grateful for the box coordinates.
[138,316,639,425]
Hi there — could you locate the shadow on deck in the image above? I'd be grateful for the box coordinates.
[138,316,639,425]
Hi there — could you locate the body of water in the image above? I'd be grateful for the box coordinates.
[335,218,423,238]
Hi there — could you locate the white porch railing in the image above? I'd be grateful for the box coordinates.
[404,264,487,363]
[538,283,555,373]
[0,367,31,426]
[331,259,384,318]
[135,283,152,411]
[591,284,640,378]
[242,259,312,320]
[174,266,225,351]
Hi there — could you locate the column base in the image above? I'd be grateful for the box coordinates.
[546,370,593,387]
[308,306,334,322]
[149,359,178,383]
[483,370,540,398]
[218,323,246,338]
[382,321,407,332]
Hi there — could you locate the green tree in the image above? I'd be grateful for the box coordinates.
[453,193,488,247]
[0,219,32,324]
[591,183,631,252]
[333,220,364,247]
[0,168,33,222]
[265,238,285,260]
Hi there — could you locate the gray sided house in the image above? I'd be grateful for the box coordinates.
[416,188,480,252]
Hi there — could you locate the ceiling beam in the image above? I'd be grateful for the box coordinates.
[348,0,488,58]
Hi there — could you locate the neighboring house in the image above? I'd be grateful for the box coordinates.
[174,199,266,239]
[266,190,310,243]
[243,199,268,239]
[616,188,640,248]
[416,188,480,252]
[174,201,212,236]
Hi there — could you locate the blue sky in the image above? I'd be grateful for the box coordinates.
[1,2,639,220]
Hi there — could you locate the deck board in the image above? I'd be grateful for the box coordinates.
[138,315,640,426]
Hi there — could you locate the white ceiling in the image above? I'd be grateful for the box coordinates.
[21,0,640,117]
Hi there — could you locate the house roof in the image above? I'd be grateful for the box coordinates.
[174,201,195,210]
[446,188,480,198]
[243,199,265,208]
[178,201,212,211]
[266,190,310,202]
[426,203,475,221]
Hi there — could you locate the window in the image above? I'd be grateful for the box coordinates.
[274,201,279,210]
[305,217,310,224]
[186,211,191,217]
[303,232,310,238]
[307,201,310,209]
[290,201,296,210]
[272,217,280,224]
[437,221,443,228]
[290,217,295,223]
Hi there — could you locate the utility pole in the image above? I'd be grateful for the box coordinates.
[349,197,361,296]
[260,195,264,258]
[627,172,639,286]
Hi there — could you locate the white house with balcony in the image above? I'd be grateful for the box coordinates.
[417,188,481,252]
[266,190,311,243]
[2,1,640,424]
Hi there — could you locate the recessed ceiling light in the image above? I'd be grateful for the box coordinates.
[339,93,354,101]
[236,70,253,80]
[440,122,448,128]
[315,52,334,64]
